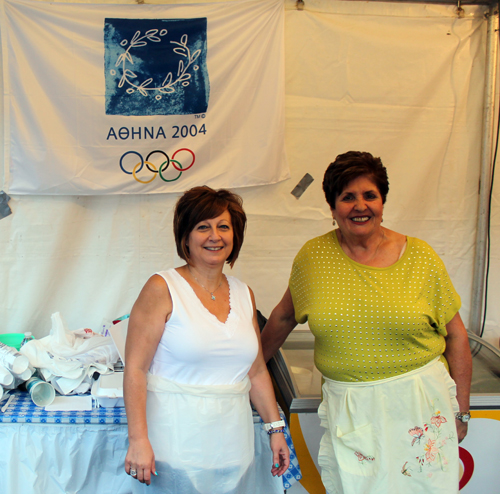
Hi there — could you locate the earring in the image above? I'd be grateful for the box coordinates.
[332,219,336,226]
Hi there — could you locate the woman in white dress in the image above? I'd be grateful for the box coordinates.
[124,186,289,493]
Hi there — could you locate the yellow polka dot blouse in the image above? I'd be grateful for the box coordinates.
[289,230,461,382]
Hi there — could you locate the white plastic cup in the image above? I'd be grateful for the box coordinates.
[0,342,29,374]
[0,365,13,386]
[26,377,55,407]
[14,366,34,381]
[3,374,24,390]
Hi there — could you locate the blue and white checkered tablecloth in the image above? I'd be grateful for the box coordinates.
[0,390,127,425]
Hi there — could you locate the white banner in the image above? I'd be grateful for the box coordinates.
[1,0,288,194]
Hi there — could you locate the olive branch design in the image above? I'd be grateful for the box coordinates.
[114,29,201,100]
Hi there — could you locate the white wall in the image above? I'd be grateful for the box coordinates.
[0,0,496,344]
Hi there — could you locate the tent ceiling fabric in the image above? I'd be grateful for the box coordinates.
[0,0,499,348]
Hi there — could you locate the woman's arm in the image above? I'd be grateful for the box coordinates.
[124,275,172,485]
[260,288,298,363]
[443,312,472,443]
[247,288,290,477]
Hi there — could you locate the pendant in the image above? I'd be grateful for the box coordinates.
[211,294,216,301]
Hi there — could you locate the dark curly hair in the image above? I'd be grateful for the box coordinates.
[322,151,389,209]
[173,186,246,268]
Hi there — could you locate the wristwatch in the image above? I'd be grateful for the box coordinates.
[455,411,471,423]
[263,420,285,431]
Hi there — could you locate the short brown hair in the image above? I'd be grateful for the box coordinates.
[173,186,246,267]
[322,151,389,209]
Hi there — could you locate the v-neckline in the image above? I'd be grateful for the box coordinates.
[173,268,232,325]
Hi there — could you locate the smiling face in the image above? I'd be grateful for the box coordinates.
[332,175,384,240]
[186,210,234,268]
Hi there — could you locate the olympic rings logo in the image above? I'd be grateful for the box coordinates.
[120,148,195,183]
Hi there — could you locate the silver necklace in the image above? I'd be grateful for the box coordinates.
[188,267,223,301]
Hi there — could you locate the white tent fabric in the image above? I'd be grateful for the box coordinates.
[0,0,498,348]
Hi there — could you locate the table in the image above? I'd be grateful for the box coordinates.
[0,391,301,494]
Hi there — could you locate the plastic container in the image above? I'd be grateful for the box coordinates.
[0,333,25,351]
[91,372,124,407]
[26,377,56,407]
[0,342,29,374]
[20,332,34,348]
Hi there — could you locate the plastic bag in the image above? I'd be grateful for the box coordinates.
[20,312,119,394]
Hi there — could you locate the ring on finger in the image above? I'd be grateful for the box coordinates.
[130,469,137,477]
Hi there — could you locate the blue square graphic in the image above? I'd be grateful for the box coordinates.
[104,18,209,116]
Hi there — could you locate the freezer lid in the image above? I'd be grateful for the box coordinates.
[269,330,500,413]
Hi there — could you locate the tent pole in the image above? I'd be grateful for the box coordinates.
[470,4,499,335]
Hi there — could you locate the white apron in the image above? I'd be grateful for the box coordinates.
[132,373,255,494]
[318,358,460,494]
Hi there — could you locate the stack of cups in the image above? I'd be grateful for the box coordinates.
[0,365,14,387]
[0,342,54,407]
[0,342,31,404]
[0,342,30,396]
[0,342,29,375]
[0,369,10,402]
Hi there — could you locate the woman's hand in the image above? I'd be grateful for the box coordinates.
[270,432,290,477]
[456,420,468,443]
[444,313,471,445]
[125,437,157,485]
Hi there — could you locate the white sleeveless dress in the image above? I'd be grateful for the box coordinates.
[132,269,259,494]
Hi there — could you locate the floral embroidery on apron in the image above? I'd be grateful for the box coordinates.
[354,451,375,464]
[402,403,455,479]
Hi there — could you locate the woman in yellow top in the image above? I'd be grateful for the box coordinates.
[261,151,472,494]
